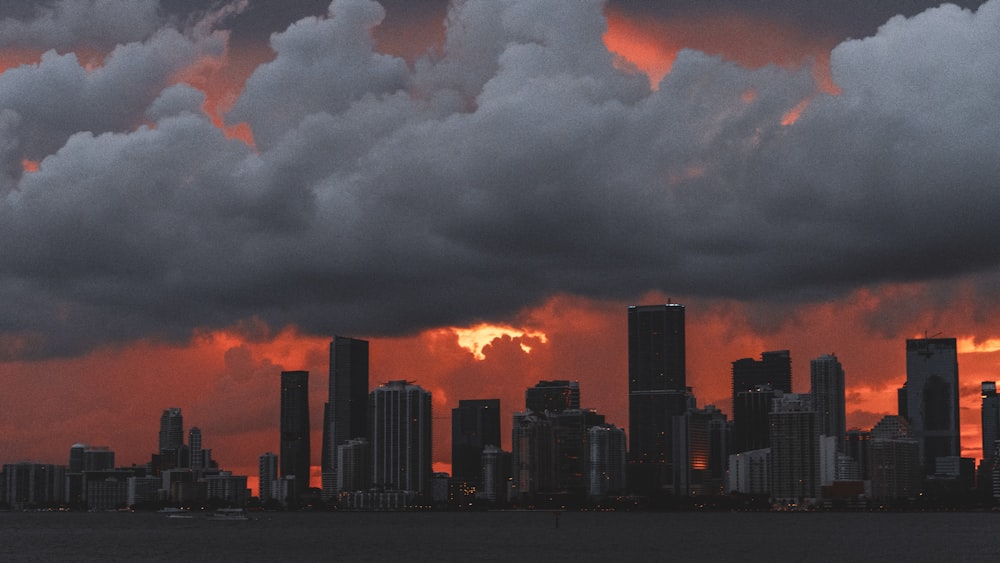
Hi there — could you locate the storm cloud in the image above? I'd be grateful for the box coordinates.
[1,0,999,358]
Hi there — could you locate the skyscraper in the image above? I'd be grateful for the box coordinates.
[370,380,432,494]
[899,337,960,474]
[258,452,278,503]
[322,336,369,498]
[769,393,819,504]
[158,408,184,470]
[733,385,777,453]
[451,399,501,484]
[280,370,311,497]
[810,354,846,449]
[627,303,688,495]
[188,427,203,471]
[982,381,1000,463]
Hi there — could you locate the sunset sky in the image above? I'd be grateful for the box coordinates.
[1,0,998,492]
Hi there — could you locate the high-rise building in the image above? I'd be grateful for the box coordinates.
[732,350,792,407]
[811,354,846,449]
[869,415,921,501]
[525,381,580,413]
[322,336,369,498]
[258,452,278,503]
[845,428,872,481]
[478,445,512,504]
[337,438,372,493]
[683,404,729,496]
[370,380,432,494]
[982,381,1000,463]
[899,337,960,474]
[588,424,627,499]
[159,408,184,469]
[189,427,203,471]
[511,411,555,500]
[733,386,777,454]
[451,399,501,484]
[769,393,819,504]
[627,303,688,495]
[551,408,605,494]
[280,370,311,498]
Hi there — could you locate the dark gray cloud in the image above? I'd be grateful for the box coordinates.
[0,0,998,358]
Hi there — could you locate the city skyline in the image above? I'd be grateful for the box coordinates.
[1,0,999,491]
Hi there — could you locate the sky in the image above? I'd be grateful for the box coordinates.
[0,0,998,493]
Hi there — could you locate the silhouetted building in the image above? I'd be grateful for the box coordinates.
[683,404,729,496]
[983,381,1000,463]
[811,354,846,450]
[68,443,86,474]
[159,408,184,470]
[83,446,115,472]
[769,394,819,504]
[2,463,64,509]
[526,380,580,413]
[452,399,501,487]
[322,336,369,499]
[280,370,311,498]
[370,380,432,495]
[845,428,872,481]
[337,438,372,493]
[732,350,792,409]
[551,408,605,494]
[478,445,512,504]
[733,386,777,453]
[627,303,688,496]
[189,427,204,471]
[899,338,960,475]
[588,424,627,499]
[511,410,555,500]
[258,452,278,503]
[870,415,921,501]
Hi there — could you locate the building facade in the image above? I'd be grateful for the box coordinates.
[280,370,311,498]
[769,394,819,504]
[627,303,688,495]
[370,380,432,495]
[899,337,960,475]
[323,336,369,499]
[811,354,846,449]
[452,399,501,486]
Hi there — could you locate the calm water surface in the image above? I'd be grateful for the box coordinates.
[0,510,995,562]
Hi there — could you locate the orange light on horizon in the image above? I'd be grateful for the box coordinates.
[453,323,548,360]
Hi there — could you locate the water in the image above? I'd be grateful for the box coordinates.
[0,510,995,562]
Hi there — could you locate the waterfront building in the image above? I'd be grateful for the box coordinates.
[898,338,960,475]
[511,410,556,500]
[727,448,771,495]
[452,399,501,487]
[732,350,792,409]
[478,445,512,504]
[189,427,204,471]
[159,408,184,470]
[322,336,369,499]
[280,370,311,498]
[811,354,846,450]
[370,380,432,495]
[769,394,819,504]
[1,463,65,509]
[869,415,921,501]
[258,452,278,503]
[336,438,371,493]
[627,303,688,495]
[983,382,1000,463]
[733,386,777,453]
[845,428,872,481]
[587,424,627,499]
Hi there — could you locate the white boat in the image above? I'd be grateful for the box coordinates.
[206,508,250,521]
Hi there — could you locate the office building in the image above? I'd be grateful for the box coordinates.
[159,408,184,469]
[2,463,65,509]
[370,380,432,494]
[588,424,627,499]
[899,337,960,474]
[280,370,311,498]
[728,448,770,495]
[811,354,846,449]
[627,303,688,495]
[452,399,501,484]
[551,408,605,494]
[869,415,921,501]
[478,445,512,503]
[511,410,555,500]
[983,382,1000,463]
[769,393,819,504]
[189,427,204,471]
[733,386,777,453]
[322,336,369,499]
[525,380,580,413]
[337,438,372,493]
[258,452,278,503]
[845,428,872,481]
[683,404,729,496]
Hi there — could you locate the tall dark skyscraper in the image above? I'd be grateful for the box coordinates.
[280,370,311,497]
[158,407,184,469]
[810,354,846,449]
[733,385,776,454]
[899,337,960,475]
[322,336,369,498]
[451,399,501,483]
[627,303,688,495]
[982,381,999,463]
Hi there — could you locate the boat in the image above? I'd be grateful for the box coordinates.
[206,508,250,521]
